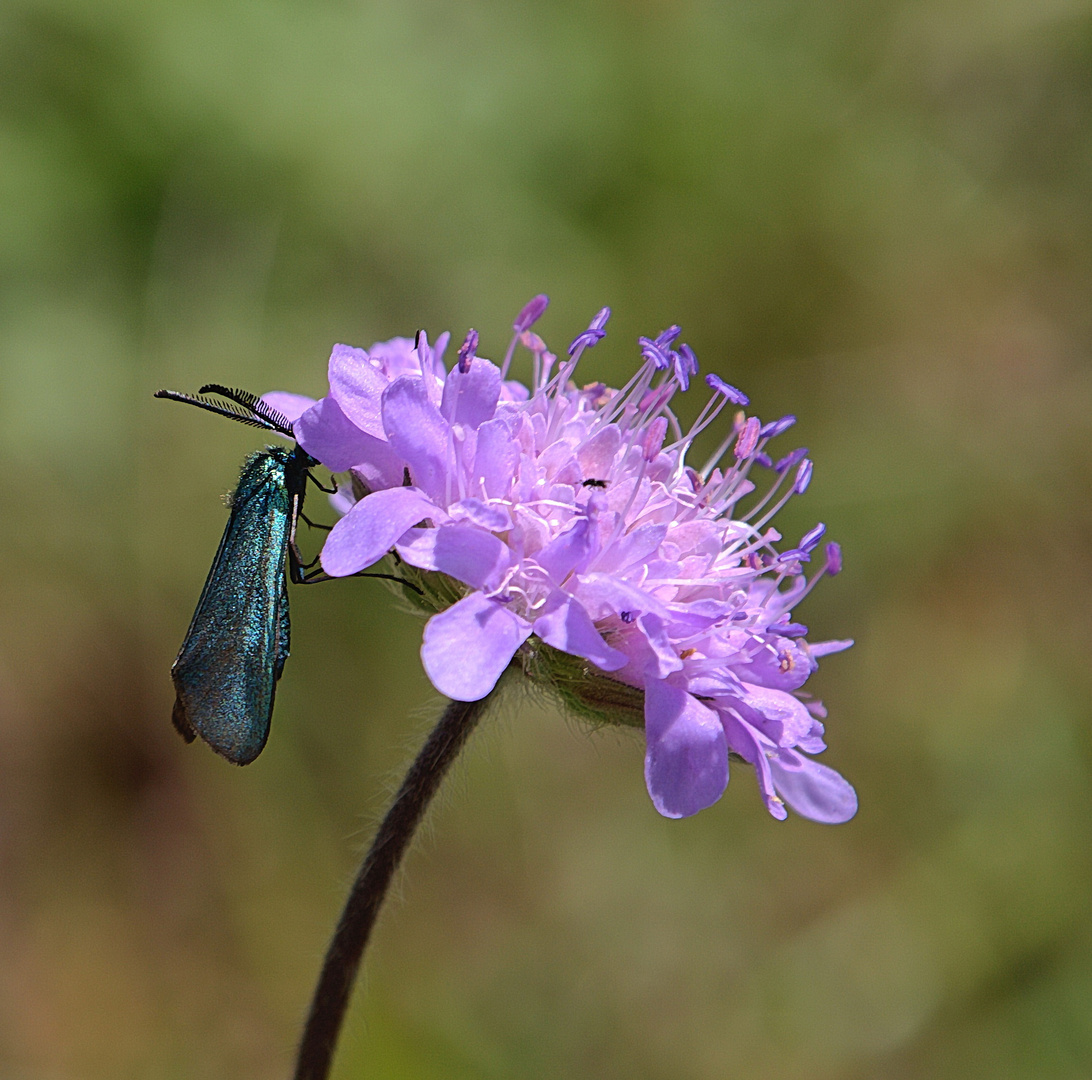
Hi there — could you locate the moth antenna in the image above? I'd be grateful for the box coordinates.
[198,384,294,437]
[155,387,294,437]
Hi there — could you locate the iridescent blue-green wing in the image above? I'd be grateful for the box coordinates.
[170,449,293,764]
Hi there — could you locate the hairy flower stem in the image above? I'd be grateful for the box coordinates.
[292,693,492,1080]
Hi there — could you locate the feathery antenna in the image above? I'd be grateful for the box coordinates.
[154,386,295,438]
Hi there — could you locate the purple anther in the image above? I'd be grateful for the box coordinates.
[761,415,796,439]
[731,609,751,622]
[704,373,749,405]
[734,416,761,459]
[513,294,549,333]
[794,458,813,494]
[643,415,669,460]
[771,621,809,638]
[671,351,691,391]
[678,343,699,376]
[590,306,611,332]
[778,548,810,564]
[825,541,842,576]
[568,307,611,356]
[639,335,671,369]
[620,610,635,624]
[754,451,774,468]
[800,522,826,552]
[457,328,479,373]
[774,446,809,474]
[655,325,682,349]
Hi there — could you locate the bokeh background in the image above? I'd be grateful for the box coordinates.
[2,0,1092,1077]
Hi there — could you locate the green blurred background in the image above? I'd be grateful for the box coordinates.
[3,0,1092,1076]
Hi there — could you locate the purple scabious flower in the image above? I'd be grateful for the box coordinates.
[276,304,856,824]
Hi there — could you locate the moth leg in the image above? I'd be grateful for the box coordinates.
[307,470,338,495]
[299,511,332,532]
[288,491,314,583]
[298,566,424,596]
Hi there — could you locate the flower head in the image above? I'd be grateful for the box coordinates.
[277,301,856,823]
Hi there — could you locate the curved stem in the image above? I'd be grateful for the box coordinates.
[292,694,491,1080]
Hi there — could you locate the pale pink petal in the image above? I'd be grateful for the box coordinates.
[320,487,441,576]
[643,681,728,819]
[421,593,532,700]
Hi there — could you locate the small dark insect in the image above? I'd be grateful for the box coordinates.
[582,478,609,488]
[155,385,413,765]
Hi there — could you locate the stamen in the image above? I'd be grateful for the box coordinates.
[705,373,749,406]
[794,459,813,494]
[734,417,761,460]
[502,295,549,380]
[568,306,611,356]
[514,294,550,334]
[638,336,671,370]
[761,415,796,439]
[800,522,826,552]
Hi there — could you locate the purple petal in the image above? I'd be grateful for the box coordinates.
[731,641,816,693]
[321,487,441,576]
[421,592,532,700]
[735,682,816,746]
[637,611,684,679]
[382,376,452,505]
[533,592,627,672]
[809,637,853,657]
[261,391,315,423]
[328,344,388,438]
[768,751,858,823]
[643,681,728,818]
[396,523,511,590]
[719,711,786,820]
[572,572,673,624]
[534,517,597,583]
[474,418,519,499]
[440,356,501,429]
[449,498,512,532]
[296,395,378,472]
[346,432,408,493]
